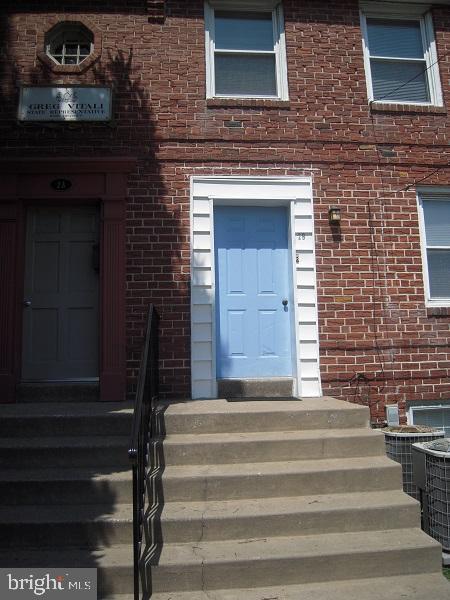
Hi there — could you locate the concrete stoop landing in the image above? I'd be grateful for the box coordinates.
[0,401,134,600]
[143,397,450,599]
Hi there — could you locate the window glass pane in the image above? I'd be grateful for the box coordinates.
[46,25,93,66]
[215,11,274,51]
[423,200,450,246]
[367,19,424,59]
[413,409,449,434]
[370,59,429,102]
[427,250,450,298]
[215,54,277,96]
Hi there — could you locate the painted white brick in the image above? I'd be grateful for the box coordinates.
[297,286,316,304]
[294,216,313,234]
[300,359,320,378]
[296,251,314,269]
[192,304,212,324]
[193,180,311,200]
[192,341,213,361]
[300,378,321,397]
[193,198,211,215]
[298,305,317,322]
[296,269,316,287]
[192,380,215,399]
[193,233,211,250]
[298,341,319,360]
[195,360,213,379]
[294,200,313,216]
[192,287,213,304]
[193,250,212,268]
[192,323,212,342]
[298,323,317,340]
[193,268,212,286]
[194,214,211,232]
[295,233,314,251]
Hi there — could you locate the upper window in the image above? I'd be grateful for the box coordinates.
[360,4,442,106]
[204,1,288,100]
[418,192,450,305]
[45,22,94,66]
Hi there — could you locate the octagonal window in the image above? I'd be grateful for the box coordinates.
[46,22,94,66]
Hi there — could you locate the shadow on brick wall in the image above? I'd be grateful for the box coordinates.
[0,4,188,398]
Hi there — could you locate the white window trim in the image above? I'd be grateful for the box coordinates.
[408,403,450,433]
[45,24,94,67]
[360,2,443,107]
[204,1,289,100]
[417,188,450,307]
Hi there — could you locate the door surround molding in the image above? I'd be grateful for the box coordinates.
[190,176,322,400]
[0,157,136,402]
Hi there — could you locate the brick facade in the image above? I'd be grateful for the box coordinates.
[1,0,449,422]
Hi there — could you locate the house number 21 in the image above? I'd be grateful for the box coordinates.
[51,178,72,191]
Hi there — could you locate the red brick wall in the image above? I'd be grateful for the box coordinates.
[1,0,449,421]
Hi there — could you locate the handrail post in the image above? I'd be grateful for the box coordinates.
[131,461,139,600]
[128,305,159,600]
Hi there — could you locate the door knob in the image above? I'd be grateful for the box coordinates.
[282,299,288,306]
[23,300,32,307]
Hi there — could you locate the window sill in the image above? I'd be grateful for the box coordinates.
[369,101,447,115]
[427,306,450,318]
[37,52,100,74]
[206,98,291,110]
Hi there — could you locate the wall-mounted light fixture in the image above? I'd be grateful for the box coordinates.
[328,206,341,225]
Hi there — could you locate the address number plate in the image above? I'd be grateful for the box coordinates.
[51,178,72,191]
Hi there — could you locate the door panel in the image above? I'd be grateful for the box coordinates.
[67,308,98,361]
[22,206,99,381]
[34,242,60,292]
[31,309,59,360]
[215,206,293,378]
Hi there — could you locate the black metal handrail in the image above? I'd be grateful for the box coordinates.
[128,304,159,600]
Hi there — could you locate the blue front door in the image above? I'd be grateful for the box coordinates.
[214,206,293,378]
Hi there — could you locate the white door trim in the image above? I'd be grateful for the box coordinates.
[190,176,321,399]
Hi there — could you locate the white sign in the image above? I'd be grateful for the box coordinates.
[18,86,112,122]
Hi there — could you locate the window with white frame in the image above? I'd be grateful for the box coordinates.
[418,193,450,305]
[409,404,450,436]
[204,1,288,99]
[45,22,94,66]
[360,3,442,106]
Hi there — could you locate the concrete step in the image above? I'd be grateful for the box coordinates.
[0,467,132,505]
[156,397,369,434]
[0,436,129,468]
[217,377,293,398]
[0,402,133,437]
[155,455,402,501]
[0,504,133,547]
[156,427,385,465]
[146,528,442,592]
[149,573,450,600]
[155,490,420,543]
[0,545,133,597]
[17,383,100,403]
